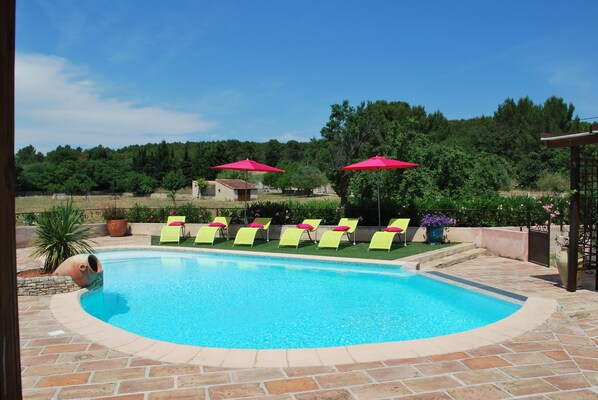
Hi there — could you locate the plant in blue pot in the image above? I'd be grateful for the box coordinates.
[421,213,456,245]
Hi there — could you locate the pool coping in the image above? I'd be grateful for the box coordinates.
[50,245,559,368]
[92,244,421,269]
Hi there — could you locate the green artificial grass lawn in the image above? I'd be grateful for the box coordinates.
[150,236,455,261]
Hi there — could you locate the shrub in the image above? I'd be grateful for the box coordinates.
[127,204,161,223]
[21,212,39,226]
[537,172,569,192]
[219,200,341,225]
[126,203,213,223]
[219,208,245,225]
[102,205,127,221]
[175,203,213,223]
[412,194,566,227]
[31,199,95,273]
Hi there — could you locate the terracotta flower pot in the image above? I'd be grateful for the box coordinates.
[555,247,584,288]
[53,254,103,288]
[107,219,128,237]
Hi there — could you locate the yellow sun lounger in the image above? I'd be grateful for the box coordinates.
[317,218,359,250]
[368,218,410,251]
[160,216,186,244]
[233,217,272,247]
[194,216,231,245]
[278,219,322,248]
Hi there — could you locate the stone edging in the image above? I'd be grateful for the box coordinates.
[51,288,558,368]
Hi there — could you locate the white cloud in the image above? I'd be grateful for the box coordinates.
[15,53,216,151]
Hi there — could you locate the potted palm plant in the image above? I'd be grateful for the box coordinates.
[30,199,95,274]
[103,205,128,237]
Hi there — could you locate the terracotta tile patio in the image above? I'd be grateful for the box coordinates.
[17,236,598,399]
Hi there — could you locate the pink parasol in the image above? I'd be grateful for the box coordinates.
[341,156,419,231]
[213,159,285,222]
[212,159,285,173]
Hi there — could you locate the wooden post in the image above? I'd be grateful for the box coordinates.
[0,0,23,398]
[567,146,580,292]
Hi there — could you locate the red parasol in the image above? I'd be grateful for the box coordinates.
[341,156,419,231]
[212,159,285,173]
[213,159,285,222]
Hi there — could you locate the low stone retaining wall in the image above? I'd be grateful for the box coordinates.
[480,227,528,261]
[18,276,79,296]
[17,271,103,296]
[16,223,533,261]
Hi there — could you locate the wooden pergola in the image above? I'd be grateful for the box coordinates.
[1,1,22,398]
[541,124,598,292]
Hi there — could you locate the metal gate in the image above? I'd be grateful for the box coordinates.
[528,222,550,267]
[580,158,598,286]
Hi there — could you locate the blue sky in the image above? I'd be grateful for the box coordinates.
[16,0,598,152]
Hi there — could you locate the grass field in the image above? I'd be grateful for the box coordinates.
[151,235,454,261]
[15,192,340,214]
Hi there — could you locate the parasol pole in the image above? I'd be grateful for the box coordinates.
[244,171,248,224]
[377,170,382,231]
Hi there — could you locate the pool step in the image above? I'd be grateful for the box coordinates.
[402,243,476,264]
[418,247,488,270]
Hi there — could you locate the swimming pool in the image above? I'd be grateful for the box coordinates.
[81,249,521,349]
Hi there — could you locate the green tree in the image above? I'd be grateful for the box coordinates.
[16,144,44,164]
[285,140,304,162]
[132,147,147,172]
[291,165,327,195]
[146,141,173,181]
[162,170,187,207]
[264,139,283,166]
[124,172,155,196]
[263,162,299,190]
[319,100,368,205]
[86,145,110,160]
[46,145,81,164]
[181,144,194,185]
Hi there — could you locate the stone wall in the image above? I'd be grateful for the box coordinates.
[17,271,104,296]
[17,276,79,296]
[480,227,528,261]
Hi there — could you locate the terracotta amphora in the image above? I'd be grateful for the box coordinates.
[54,254,103,288]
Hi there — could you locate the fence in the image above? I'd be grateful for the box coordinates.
[16,206,543,228]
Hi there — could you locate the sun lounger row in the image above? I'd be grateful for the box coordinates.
[160,216,272,247]
[160,216,411,251]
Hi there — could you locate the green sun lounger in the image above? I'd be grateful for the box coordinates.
[317,218,359,250]
[160,216,186,244]
[233,217,272,247]
[278,219,322,248]
[368,218,410,251]
[194,216,231,245]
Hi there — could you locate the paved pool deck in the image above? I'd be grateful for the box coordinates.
[17,235,598,399]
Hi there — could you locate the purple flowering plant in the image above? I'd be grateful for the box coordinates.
[420,213,456,228]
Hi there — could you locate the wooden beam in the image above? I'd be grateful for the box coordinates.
[0,0,22,399]
[545,134,598,148]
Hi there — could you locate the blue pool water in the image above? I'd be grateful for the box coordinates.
[81,250,521,349]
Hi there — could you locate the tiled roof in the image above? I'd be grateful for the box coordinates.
[215,179,257,190]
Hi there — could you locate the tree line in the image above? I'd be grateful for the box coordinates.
[15,96,594,204]
[15,139,318,195]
